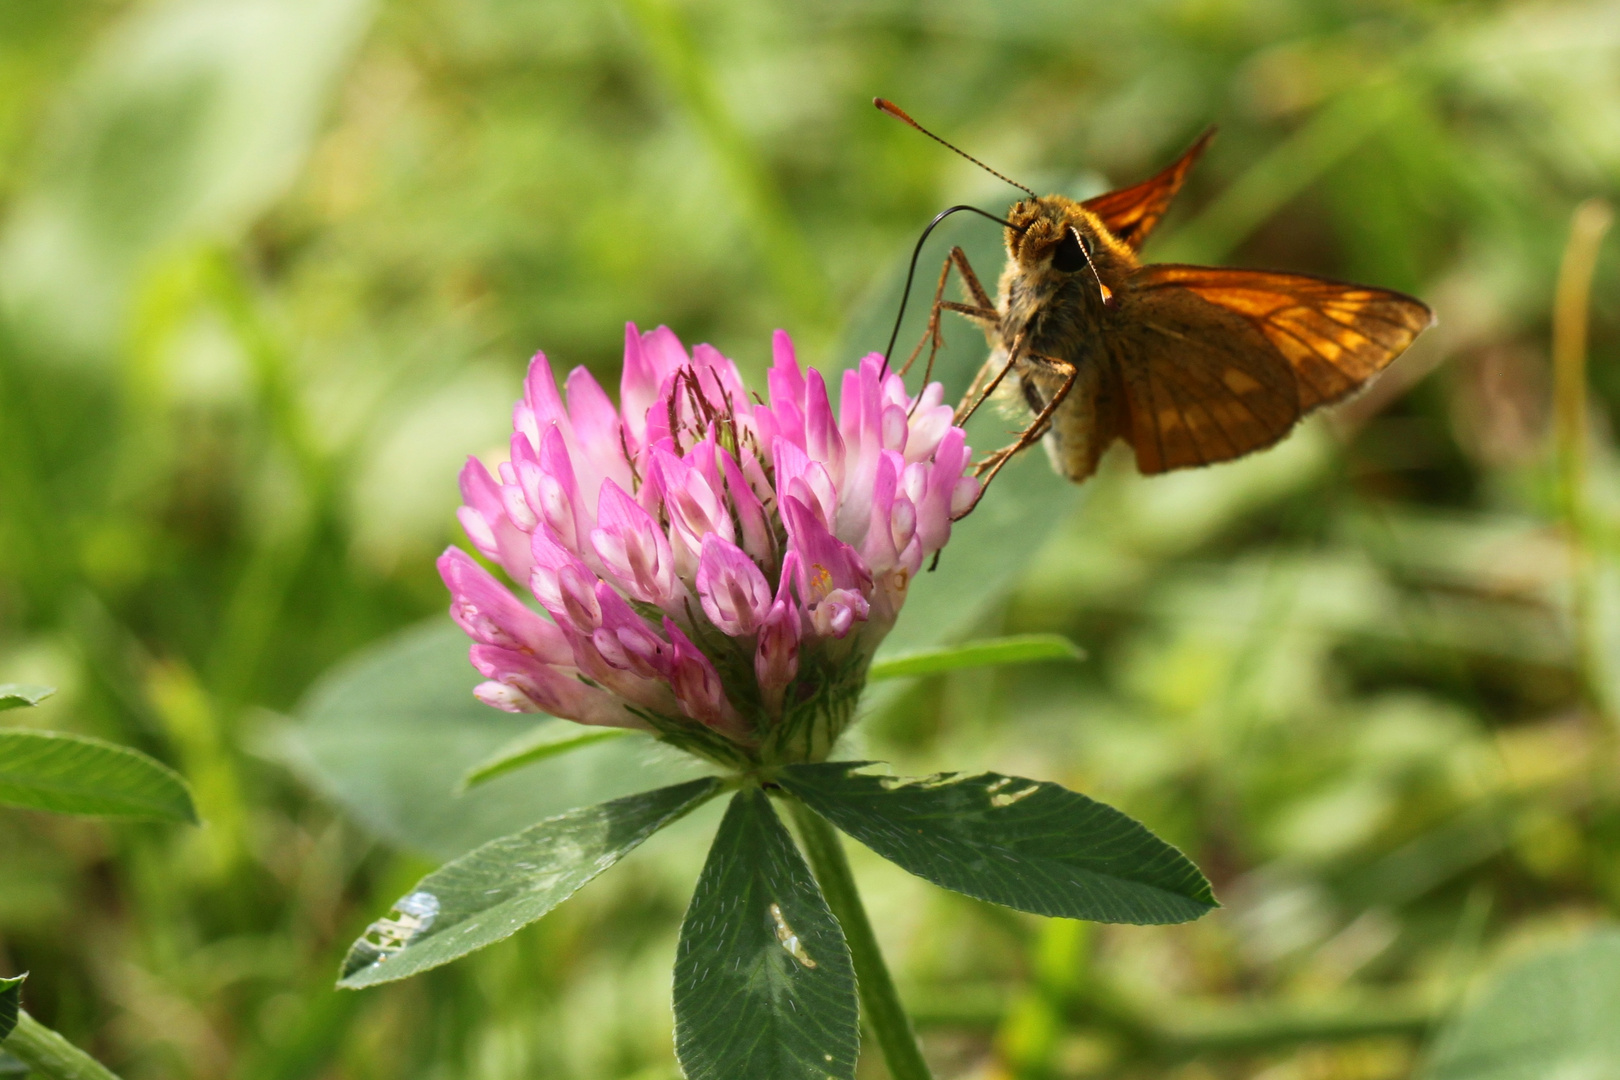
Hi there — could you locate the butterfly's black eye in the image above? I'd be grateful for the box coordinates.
[1052,228,1091,273]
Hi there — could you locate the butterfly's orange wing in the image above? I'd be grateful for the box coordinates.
[1081,128,1216,253]
[1110,265,1434,474]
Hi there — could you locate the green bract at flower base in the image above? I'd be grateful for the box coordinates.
[340,327,1216,1080]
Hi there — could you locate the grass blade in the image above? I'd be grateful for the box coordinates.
[869,634,1084,681]
[459,726,634,792]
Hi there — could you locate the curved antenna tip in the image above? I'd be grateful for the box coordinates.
[872,97,1037,199]
[874,98,915,125]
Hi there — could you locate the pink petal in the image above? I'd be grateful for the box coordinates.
[857,452,902,576]
[773,437,837,527]
[782,495,873,639]
[755,553,803,713]
[457,456,535,584]
[469,645,645,729]
[812,588,868,638]
[696,535,772,636]
[720,448,774,565]
[914,427,972,555]
[769,330,806,411]
[619,323,661,455]
[529,530,604,634]
[516,426,589,558]
[653,444,735,565]
[439,547,573,665]
[641,326,692,384]
[517,352,568,451]
[690,343,751,420]
[664,618,748,738]
[804,367,846,485]
[591,583,673,680]
[564,365,628,487]
[590,479,679,606]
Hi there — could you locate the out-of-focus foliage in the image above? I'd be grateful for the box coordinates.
[1,0,1618,1077]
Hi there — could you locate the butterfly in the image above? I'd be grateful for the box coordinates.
[877,101,1436,489]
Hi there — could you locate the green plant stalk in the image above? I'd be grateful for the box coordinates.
[3,1011,122,1080]
[1551,198,1614,728]
[785,797,932,1080]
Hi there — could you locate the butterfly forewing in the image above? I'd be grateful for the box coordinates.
[1080,128,1216,253]
[1138,266,1436,410]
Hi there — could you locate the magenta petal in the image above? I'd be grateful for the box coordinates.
[783,495,874,603]
[696,535,772,636]
[653,445,734,561]
[804,367,846,483]
[529,530,604,634]
[914,427,971,555]
[564,366,626,481]
[439,547,573,664]
[592,582,672,679]
[469,645,645,729]
[518,352,569,449]
[521,426,588,556]
[720,449,773,564]
[664,619,748,737]
[457,456,535,584]
[590,479,679,605]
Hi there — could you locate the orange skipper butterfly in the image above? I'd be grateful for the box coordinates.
[877,99,1435,492]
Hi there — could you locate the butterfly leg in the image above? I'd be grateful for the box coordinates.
[901,247,1001,393]
[898,253,958,378]
[950,244,996,311]
[957,352,1079,516]
[954,328,1029,428]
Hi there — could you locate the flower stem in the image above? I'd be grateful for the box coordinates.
[785,797,933,1080]
[4,1011,123,1080]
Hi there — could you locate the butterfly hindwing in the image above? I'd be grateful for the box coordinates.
[1081,128,1216,253]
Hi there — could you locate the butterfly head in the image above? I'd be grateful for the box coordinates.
[1005,196,1133,306]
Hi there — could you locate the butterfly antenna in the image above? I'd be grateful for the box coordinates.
[875,98,1037,199]
[1070,226,1114,307]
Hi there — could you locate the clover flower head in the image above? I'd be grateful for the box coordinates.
[440,325,978,765]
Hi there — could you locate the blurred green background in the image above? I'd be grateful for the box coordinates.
[3,0,1620,1077]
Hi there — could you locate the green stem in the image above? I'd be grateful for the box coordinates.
[785,797,932,1080]
[3,1011,123,1080]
